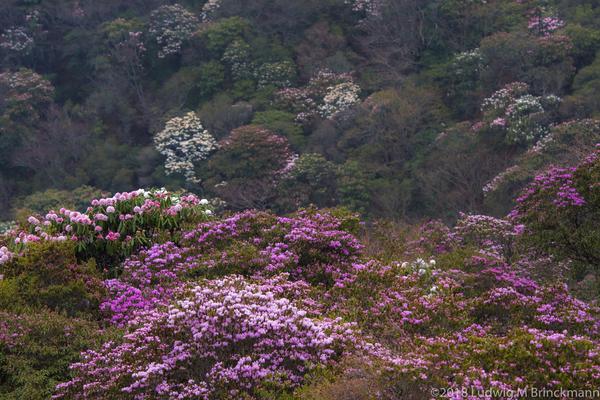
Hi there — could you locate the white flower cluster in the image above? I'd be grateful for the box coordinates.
[319,81,361,119]
[257,61,296,88]
[401,258,436,276]
[451,48,484,77]
[481,82,561,144]
[154,112,218,184]
[222,41,296,88]
[201,0,222,21]
[221,40,253,80]
[345,0,382,18]
[276,70,361,122]
[0,221,16,235]
[0,26,34,53]
[148,4,199,58]
[482,165,520,195]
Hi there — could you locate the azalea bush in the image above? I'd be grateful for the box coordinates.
[99,209,362,326]
[510,145,600,279]
[55,275,357,400]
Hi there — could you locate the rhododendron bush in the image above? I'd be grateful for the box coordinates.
[3,189,212,270]
[154,112,218,184]
[148,4,199,58]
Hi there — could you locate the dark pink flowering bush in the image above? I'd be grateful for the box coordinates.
[100,209,362,326]
[510,145,600,275]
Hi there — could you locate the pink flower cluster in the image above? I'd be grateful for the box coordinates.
[511,166,586,219]
[0,246,13,265]
[100,210,364,326]
[528,15,565,37]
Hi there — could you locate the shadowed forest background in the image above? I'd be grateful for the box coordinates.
[2,0,600,223]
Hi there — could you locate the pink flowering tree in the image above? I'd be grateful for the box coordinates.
[528,7,565,37]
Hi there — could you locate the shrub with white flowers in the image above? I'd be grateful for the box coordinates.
[148,4,199,58]
[154,112,218,184]
[319,81,361,119]
[221,39,253,80]
[276,70,361,123]
[0,26,34,53]
[257,61,296,88]
[481,82,561,145]
[450,48,484,78]
[200,0,222,22]
[345,0,382,18]
[0,69,54,122]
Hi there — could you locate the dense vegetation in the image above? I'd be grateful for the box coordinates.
[1,0,600,221]
[0,149,599,398]
[1,0,600,398]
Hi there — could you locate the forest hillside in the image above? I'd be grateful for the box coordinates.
[1,1,600,399]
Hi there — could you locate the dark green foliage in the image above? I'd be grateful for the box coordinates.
[1,0,600,223]
[0,242,105,317]
[0,311,109,400]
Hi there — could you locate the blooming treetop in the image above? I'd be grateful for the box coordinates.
[154,112,218,184]
[148,4,199,58]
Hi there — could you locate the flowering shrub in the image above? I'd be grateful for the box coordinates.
[148,4,199,58]
[326,246,600,394]
[200,0,222,22]
[481,82,561,144]
[221,39,253,80]
[4,189,212,269]
[0,69,54,122]
[453,214,523,261]
[345,0,382,18]
[257,61,296,88]
[99,209,362,326]
[154,112,218,183]
[510,145,600,270]
[0,26,34,53]
[276,70,360,123]
[55,275,356,399]
[528,8,565,37]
